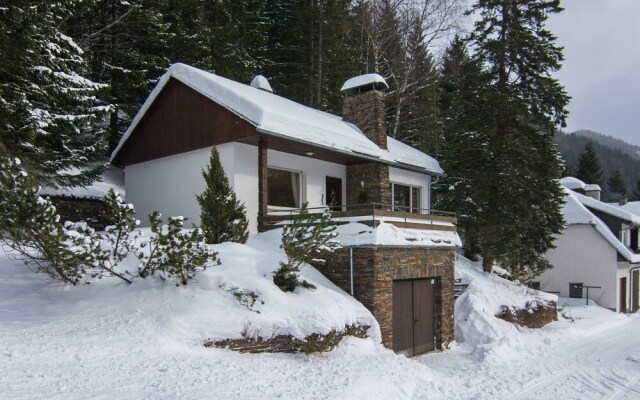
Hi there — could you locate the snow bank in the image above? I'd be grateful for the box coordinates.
[454,254,557,363]
[335,222,461,247]
[0,228,379,348]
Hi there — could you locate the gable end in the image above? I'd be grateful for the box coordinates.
[112,78,258,166]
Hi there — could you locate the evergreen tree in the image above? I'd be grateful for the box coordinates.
[196,147,249,244]
[576,141,603,185]
[632,178,640,201]
[607,169,627,201]
[67,0,171,152]
[454,0,569,276]
[0,1,110,187]
[273,202,340,292]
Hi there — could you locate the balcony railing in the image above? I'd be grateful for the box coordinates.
[261,203,457,232]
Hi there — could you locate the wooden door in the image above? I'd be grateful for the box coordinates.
[392,279,435,357]
[632,271,639,313]
[620,277,627,313]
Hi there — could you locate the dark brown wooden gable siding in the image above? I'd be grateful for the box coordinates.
[112,78,258,166]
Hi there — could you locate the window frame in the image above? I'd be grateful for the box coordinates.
[390,182,423,214]
[266,166,303,210]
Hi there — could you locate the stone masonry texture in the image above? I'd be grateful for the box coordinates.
[312,246,456,352]
[346,163,391,206]
[342,90,387,149]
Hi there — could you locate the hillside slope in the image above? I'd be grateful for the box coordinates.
[555,130,640,196]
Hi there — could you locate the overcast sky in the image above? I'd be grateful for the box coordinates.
[547,0,640,146]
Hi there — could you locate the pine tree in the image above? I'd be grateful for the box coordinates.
[273,202,340,292]
[576,142,603,185]
[456,0,569,276]
[607,169,627,201]
[0,2,110,188]
[632,178,640,201]
[67,0,172,152]
[196,147,249,244]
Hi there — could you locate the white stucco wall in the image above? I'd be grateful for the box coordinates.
[268,149,346,209]
[125,142,351,234]
[540,224,620,311]
[389,167,432,210]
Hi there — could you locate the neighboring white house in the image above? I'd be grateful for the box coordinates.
[110,63,446,234]
[538,177,640,312]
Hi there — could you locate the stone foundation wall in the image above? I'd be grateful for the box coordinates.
[313,246,455,351]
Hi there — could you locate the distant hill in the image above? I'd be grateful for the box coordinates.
[571,130,640,160]
[555,130,640,199]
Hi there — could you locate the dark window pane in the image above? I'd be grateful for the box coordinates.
[569,283,583,298]
[268,168,300,208]
[393,184,410,212]
[411,187,421,213]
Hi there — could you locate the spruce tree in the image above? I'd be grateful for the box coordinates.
[456,0,569,276]
[0,1,110,188]
[607,169,627,201]
[576,142,603,185]
[633,178,640,201]
[274,202,340,292]
[196,147,249,244]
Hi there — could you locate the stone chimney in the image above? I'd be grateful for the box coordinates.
[341,74,389,149]
[619,196,629,206]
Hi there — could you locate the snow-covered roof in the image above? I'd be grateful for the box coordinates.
[561,177,638,224]
[340,74,389,91]
[561,188,640,263]
[249,75,272,93]
[560,177,586,190]
[111,64,442,174]
[571,190,640,225]
[612,201,640,217]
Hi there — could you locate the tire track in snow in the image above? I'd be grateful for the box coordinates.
[509,315,640,400]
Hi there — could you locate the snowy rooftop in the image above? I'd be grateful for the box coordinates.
[111,64,442,175]
[561,177,638,224]
[612,201,640,217]
[335,222,461,248]
[340,74,389,91]
[561,188,640,263]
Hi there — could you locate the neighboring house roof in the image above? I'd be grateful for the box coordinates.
[560,177,601,192]
[561,187,640,263]
[612,201,640,217]
[110,63,443,175]
[571,190,640,226]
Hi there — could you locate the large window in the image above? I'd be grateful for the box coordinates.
[391,183,421,213]
[268,168,301,208]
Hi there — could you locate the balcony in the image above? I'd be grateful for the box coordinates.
[260,203,457,232]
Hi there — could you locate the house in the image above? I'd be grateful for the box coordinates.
[537,177,640,312]
[110,63,459,356]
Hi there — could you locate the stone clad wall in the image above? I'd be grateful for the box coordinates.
[342,90,387,149]
[313,246,455,351]
[346,163,391,206]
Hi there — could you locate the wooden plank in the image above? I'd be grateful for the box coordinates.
[412,279,435,356]
[113,79,258,166]
[393,280,414,356]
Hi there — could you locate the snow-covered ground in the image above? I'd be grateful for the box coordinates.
[1,237,640,399]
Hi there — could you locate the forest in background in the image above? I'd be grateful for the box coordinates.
[4,0,635,279]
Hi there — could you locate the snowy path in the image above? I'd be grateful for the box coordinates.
[421,309,640,399]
